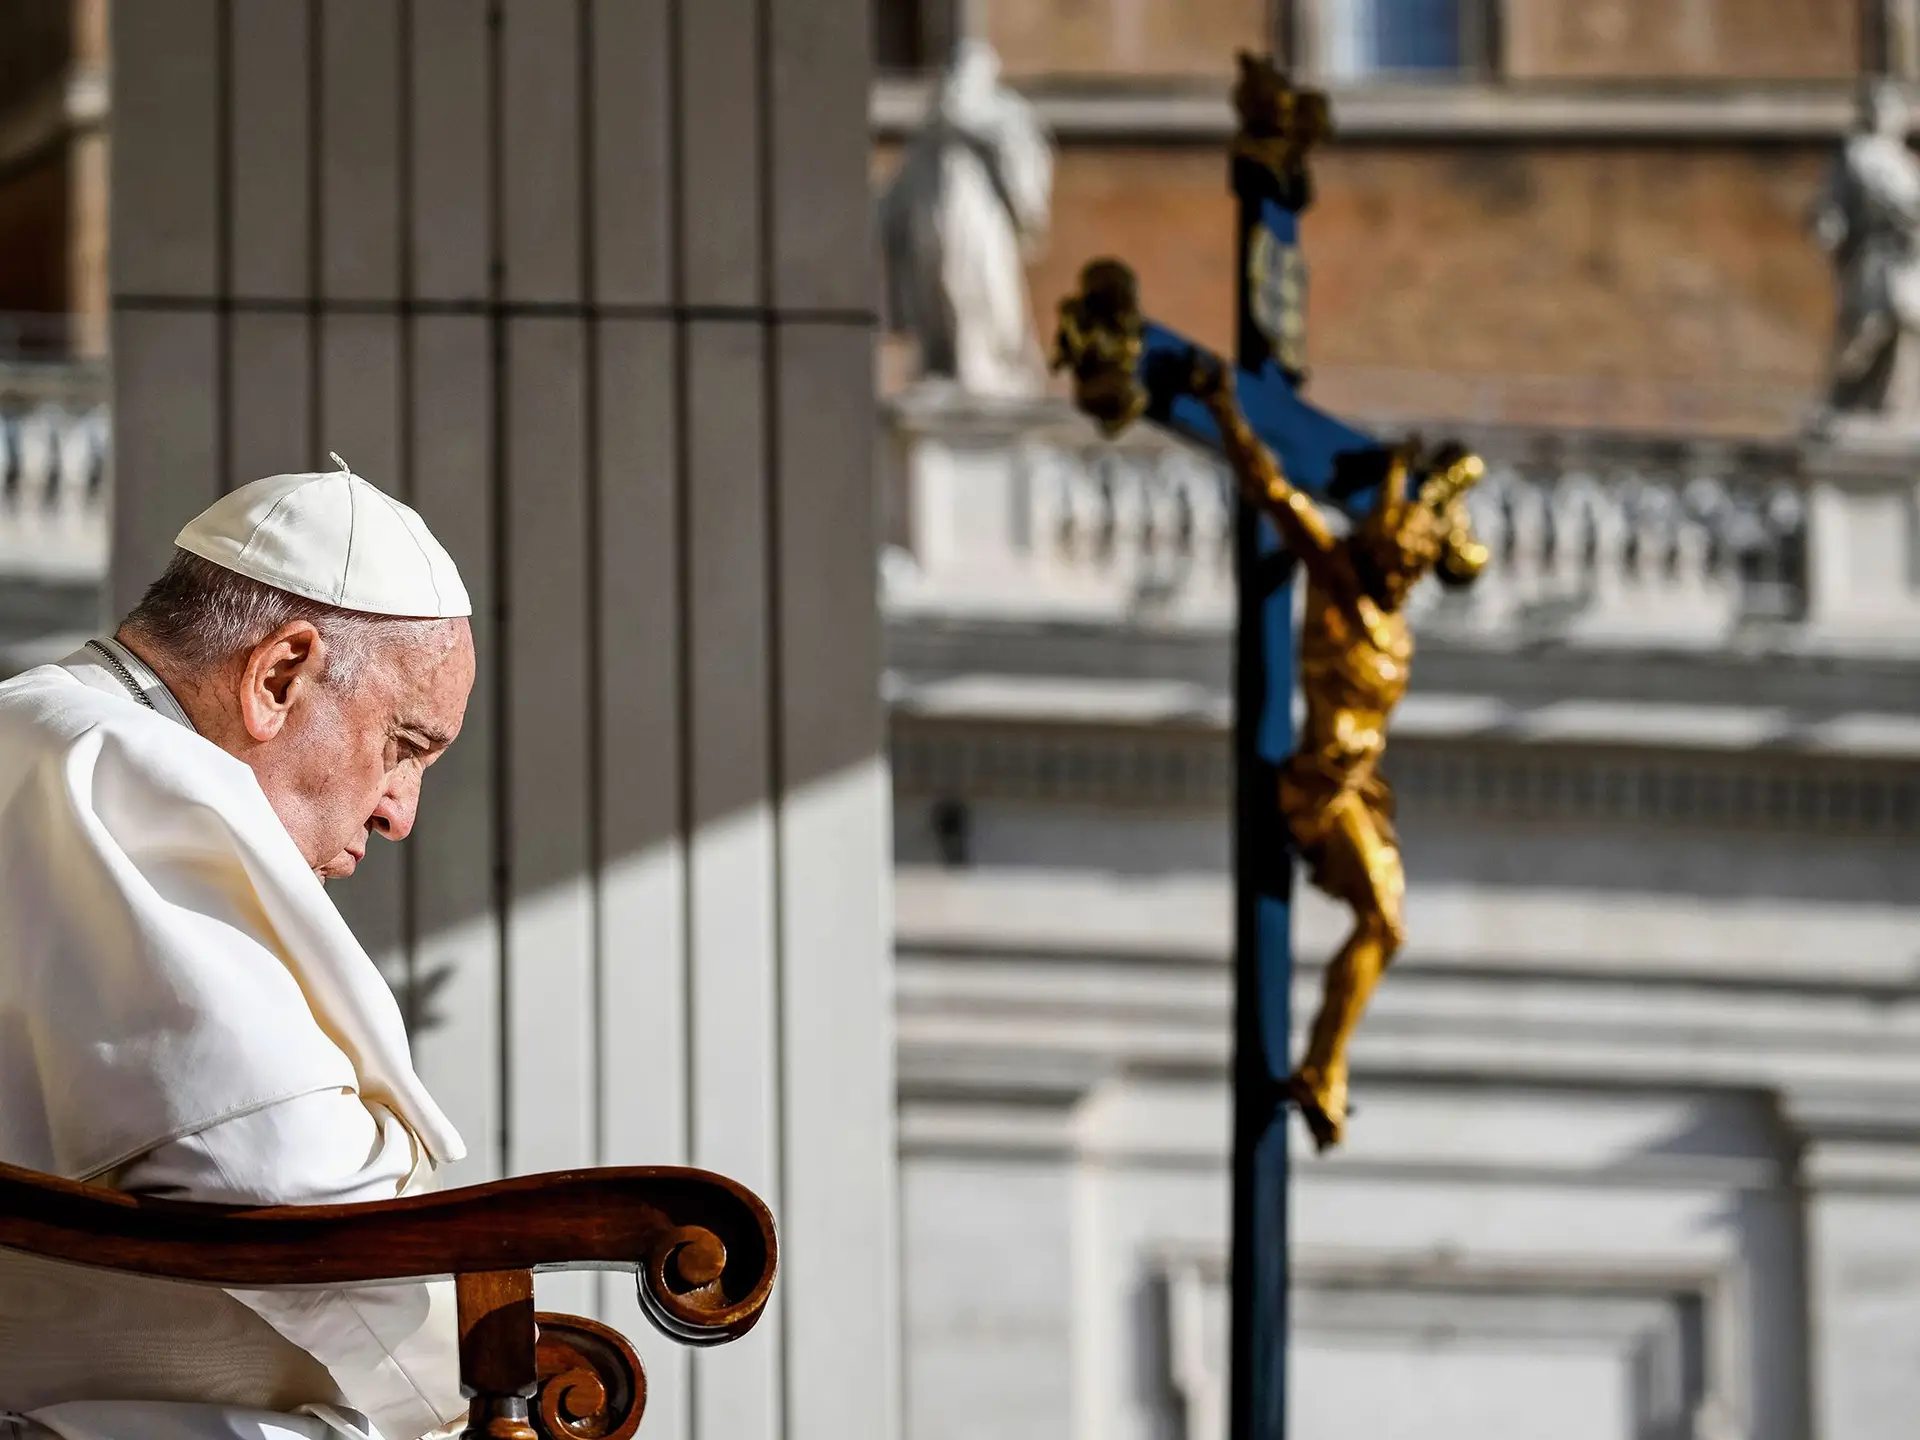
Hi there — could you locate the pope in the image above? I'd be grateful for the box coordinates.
[0,457,476,1440]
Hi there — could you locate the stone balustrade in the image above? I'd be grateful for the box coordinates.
[881,388,1896,652]
[1439,426,1808,645]
[0,401,111,582]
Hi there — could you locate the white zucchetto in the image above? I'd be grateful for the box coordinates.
[174,452,472,618]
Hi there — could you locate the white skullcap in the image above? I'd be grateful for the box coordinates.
[175,453,472,619]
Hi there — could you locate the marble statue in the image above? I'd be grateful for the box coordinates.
[1813,81,1920,424]
[879,41,1054,399]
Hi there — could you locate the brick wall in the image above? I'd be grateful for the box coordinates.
[965,0,1863,85]
[1013,142,1834,433]
[983,0,1271,80]
[1502,0,1859,81]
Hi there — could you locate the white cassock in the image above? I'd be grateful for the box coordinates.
[0,640,468,1440]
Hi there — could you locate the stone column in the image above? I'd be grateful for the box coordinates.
[107,4,895,1440]
[1799,433,1920,645]
[1798,1123,1920,1440]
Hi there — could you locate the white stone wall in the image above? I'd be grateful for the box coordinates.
[106,5,896,1439]
[888,600,1920,1439]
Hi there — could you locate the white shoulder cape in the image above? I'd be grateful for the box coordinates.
[0,664,461,1180]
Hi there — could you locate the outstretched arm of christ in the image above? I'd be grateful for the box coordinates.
[1187,355,1339,578]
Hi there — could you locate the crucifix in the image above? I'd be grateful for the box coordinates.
[1052,54,1489,1440]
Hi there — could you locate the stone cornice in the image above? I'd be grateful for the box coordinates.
[895,943,1920,1152]
[893,703,1920,842]
[886,614,1920,709]
[874,76,1870,146]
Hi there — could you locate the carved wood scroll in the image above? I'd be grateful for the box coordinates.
[535,1312,647,1440]
[0,1161,777,1439]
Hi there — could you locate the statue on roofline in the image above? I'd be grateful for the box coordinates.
[1813,79,1920,427]
[878,40,1055,400]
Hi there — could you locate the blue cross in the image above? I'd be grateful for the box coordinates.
[1053,55,1398,1440]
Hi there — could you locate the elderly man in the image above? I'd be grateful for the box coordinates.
[0,458,473,1440]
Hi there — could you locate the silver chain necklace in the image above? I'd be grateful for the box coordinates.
[85,638,157,712]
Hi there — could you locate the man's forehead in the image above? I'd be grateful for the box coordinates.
[411,615,468,654]
[380,618,471,674]
[380,621,474,727]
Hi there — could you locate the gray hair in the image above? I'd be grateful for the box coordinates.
[121,549,438,685]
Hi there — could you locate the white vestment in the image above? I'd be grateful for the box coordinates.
[0,654,469,1440]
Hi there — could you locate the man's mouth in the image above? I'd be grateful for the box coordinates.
[320,843,366,881]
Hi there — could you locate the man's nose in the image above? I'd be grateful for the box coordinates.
[370,790,416,843]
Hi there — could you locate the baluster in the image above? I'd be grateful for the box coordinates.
[1187,451,1229,611]
[17,410,56,516]
[1760,479,1809,621]
[1679,475,1728,582]
[83,406,111,504]
[0,415,15,569]
[1063,448,1111,586]
[12,410,56,570]
[1204,458,1234,582]
[1123,453,1175,611]
[0,413,16,511]
[1674,473,1735,633]
[56,409,97,530]
[1106,452,1146,578]
[1624,477,1671,621]
[1054,449,1093,567]
[1143,454,1181,599]
[1542,468,1593,603]
[1624,479,1649,581]
[1136,458,1161,571]
[1165,453,1194,560]
[1021,445,1063,573]
[1464,463,1515,630]
[1628,480,1674,622]
[1092,454,1120,569]
[1582,471,1630,625]
[1505,468,1550,611]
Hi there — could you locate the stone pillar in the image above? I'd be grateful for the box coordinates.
[107,5,896,1440]
[887,386,1055,584]
[1799,433,1920,644]
[1799,1126,1920,1440]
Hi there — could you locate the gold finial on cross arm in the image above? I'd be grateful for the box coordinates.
[1052,257,1150,436]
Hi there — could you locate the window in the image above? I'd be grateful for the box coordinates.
[1309,0,1496,81]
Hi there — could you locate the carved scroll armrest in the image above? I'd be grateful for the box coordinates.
[0,1161,777,1440]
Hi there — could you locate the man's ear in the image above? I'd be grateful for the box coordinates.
[238,621,326,742]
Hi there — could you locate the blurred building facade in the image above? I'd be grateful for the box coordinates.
[0,0,110,665]
[878,5,1920,1440]
[878,0,1918,436]
[3,6,899,1440]
[0,0,108,357]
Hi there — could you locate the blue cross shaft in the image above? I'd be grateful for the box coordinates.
[1117,176,1389,1440]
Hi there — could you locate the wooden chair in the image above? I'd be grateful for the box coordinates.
[0,1159,777,1440]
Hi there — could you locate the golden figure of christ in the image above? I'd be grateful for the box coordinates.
[1189,356,1490,1149]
